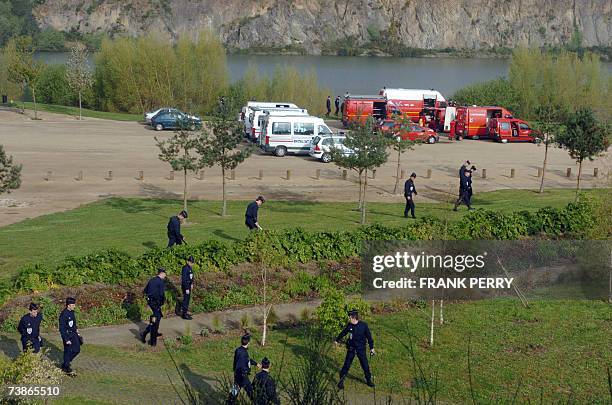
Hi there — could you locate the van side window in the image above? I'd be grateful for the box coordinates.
[519,123,530,130]
[294,123,315,135]
[272,122,291,135]
[501,122,511,130]
[318,125,333,135]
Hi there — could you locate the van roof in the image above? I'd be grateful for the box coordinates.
[380,88,446,102]
[346,95,387,101]
[265,115,325,121]
[247,101,298,107]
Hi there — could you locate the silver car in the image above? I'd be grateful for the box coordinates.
[309,135,353,163]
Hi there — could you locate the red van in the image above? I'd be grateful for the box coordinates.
[488,118,537,143]
[455,106,513,139]
[381,88,447,123]
[342,95,388,127]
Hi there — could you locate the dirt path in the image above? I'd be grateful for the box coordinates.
[1,109,610,227]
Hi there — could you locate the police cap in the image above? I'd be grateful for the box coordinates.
[158,267,167,274]
[348,309,359,318]
[66,297,76,305]
[261,357,270,368]
[179,210,188,218]
[29,303,39,311]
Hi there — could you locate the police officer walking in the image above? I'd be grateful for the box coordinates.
[245,196,265,231]
[454,169,474,211]
[334,96,340,116]
[326,96,331,116]
[17,303,42,353]
[167,210,188,247]
[335,309,375,389]
[404,172,418,218]
[228,334,260,404]
[181,256,195,320]
[252,357,281,405]
[59,297,82,375]
[140,268,166,346]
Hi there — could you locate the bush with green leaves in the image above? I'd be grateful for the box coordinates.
[315,287,371,337]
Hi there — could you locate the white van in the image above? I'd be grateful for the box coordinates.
[259,115,334,157]
[242,102,298,135]
[251,108,308,141]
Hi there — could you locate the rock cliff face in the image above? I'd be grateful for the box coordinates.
[33,0,612,54]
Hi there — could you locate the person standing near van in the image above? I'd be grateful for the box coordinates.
[404,173,418,218]
[334,96,340,116]
[245,196,265,230]
[326,96,331,116]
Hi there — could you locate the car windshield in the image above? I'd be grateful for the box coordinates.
[318,125,333,135]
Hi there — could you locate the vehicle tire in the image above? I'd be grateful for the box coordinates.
[428,136,437,144]
[501,139,508,144]
[189,124,196,131]
[274,146,287,157]
[321,153,332,163]
[155,124,163,131]
[472,135,479,140]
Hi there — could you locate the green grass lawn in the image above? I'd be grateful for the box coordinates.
[19,101,142,121]
[0,189,605,281]
[2,299,605,404]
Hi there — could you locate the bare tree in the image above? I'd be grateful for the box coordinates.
[66,43,93,120]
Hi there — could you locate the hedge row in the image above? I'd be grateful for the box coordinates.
[4,200,595,301]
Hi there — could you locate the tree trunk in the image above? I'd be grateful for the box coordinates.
[393,148,401,194]
[261,265,268,346]
[430,300,435,347]
[183,167,188,212]
[361,169,368,225]
[32,87,37,120]
[357,170,363,210]
[538,134,549,193]
[78,91,82,121]
[221,166,227,216]
[576,159,583,199]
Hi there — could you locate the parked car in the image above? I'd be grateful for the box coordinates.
[379,119,439,143]
[145,107,200,124]
[151,111,202,131]
[309,135,352,163]
[488,118,537,143]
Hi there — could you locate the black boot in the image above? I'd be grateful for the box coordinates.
[337,377,345,389]
[366,380,375,387]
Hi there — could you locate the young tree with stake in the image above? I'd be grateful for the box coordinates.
[390,115,419,195]
[155,129,202,213]
[0,145,22,195]
[198,113,253,216]
[5,36,43,119]
[532,104,568,194]
[331,117,389,224]
[65,43,93,121]
[556,109,610,197]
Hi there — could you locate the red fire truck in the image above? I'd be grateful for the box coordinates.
[454,106,513,139]
[341,95,388,127]
[380,88,447,123]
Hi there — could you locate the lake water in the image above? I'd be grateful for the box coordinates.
[35,52,611,98]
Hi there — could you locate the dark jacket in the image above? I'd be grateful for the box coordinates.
[144,276,166,305]
[59,308,78,343]
[336,321,374,350]
[233,346,257,375]
[245,201,259,225]
[167,216,183,241]
[18,313,42,340]
[181,264,193,289]
[326,98,331,109]
[404,179,417,198]
[253,370,281,405]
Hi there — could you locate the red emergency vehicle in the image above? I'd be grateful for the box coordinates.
[379,120,439,143]
[380,88,447,123]
[488,118,537,143]
[454,106,513,139]
[342,95,388,127]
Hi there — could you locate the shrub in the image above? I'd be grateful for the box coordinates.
[315,287,371,337]
[0,350,64,388]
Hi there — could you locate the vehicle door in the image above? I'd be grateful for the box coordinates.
[293,122,316,153]
[518,122,532,141]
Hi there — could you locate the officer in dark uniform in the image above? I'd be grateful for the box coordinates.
[180,256,195,320]
[245,196,265,230]
[17,303,42,353]
[59,297,82,375]
[252,357,281,405]
[334,96,340,116]
[167,210,188,247]
[454,170,474,211]
[140,268,166,346]
[228,334,260,404]
[326,96,331,116]
[404,172,418,218]
[335,309,375,389]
